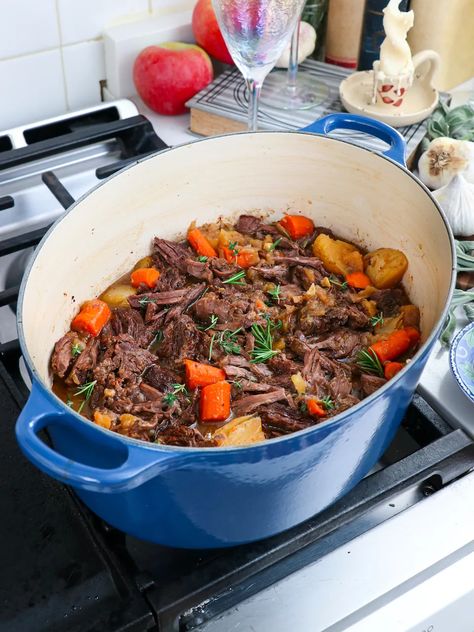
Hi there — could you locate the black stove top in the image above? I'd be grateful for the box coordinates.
[1,107,474,632]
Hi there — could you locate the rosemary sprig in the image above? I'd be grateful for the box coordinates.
[197,255,208,262]
[320,396,335,410]
[198,314,219,331]
[250,320,280,364]
[228,241,239,256]
[208,332,217,361]
[163,383,188,406]
[369,312,384,328]
[299,401,308,413]
[356,349,384,378]
[150,330,163,346]
[267,284,281,303]
[71,343,82,358]
[66,398,74,408]
[222,270,246,286]
[232,380,243,390]
[75,380,97,413]
[268,237,282,252]
[138,296,156,307]
[329,275,348,291]
[219,328,242,354]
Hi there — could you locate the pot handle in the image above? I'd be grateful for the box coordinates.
[301,113,406,167]
[16,383,189,493]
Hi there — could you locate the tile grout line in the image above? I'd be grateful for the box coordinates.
[0,37,102,64]
[55,0,70,110]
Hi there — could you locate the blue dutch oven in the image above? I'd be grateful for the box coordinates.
[15,114,455,548]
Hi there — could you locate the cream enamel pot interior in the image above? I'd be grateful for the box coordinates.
[15,114,456,548]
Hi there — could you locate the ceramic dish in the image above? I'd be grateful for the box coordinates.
[450,322,474,403]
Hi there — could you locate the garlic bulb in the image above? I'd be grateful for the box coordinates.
[432,174,474,237]
[275,22,316,69]
[418,137,474,190]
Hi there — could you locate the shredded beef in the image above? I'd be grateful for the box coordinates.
[51,213,417,447]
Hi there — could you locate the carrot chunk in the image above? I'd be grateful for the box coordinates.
[184,359,226,389]
[346,271,371,289]
[71,299,111,337]
[221,246,259,269]
[200,381,231,422]
[384,361,404,380]
[130,267,160,289]
[404,326,421,346]
[307,399,326,418]
[370,329,411,363]
[279,215,315,240]
[188,228,217,258]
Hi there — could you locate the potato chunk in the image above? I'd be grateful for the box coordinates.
[364,248,408,289]
[100,283,136,308]
[213,415,265,447]
[312,234,363,276]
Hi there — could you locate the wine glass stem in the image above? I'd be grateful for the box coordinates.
[287,19,300,92]
[247,77,262,132]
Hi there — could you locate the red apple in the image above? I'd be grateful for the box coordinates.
[192,0,233,65]
[133,42,213,116]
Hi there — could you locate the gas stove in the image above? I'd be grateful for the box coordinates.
[1,102,473,632]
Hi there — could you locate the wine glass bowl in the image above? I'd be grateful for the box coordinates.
[212,0,306,130]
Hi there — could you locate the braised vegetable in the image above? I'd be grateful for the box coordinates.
[71,299,111,336]
[221,245,259,268]
[370,328,418,363]
[307,399,326,418]
[212,415,265,446]
[188,228,217,258]
[200,381,231,422]
[346,271,371,289]
[279,214,315,240]
[184,359,226,389]
[312,234,363,276]
[130,267,160,289]
[100,284,137,308]
[364,248,408,289]
[384,362,404,379]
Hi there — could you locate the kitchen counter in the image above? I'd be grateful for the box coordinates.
[132,95,474,440]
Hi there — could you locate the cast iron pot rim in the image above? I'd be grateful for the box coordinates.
[17,129,457,455]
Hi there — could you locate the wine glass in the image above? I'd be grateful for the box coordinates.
[260,15,329,110]
[212,0,306,131]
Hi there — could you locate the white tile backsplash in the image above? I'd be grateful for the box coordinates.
[0,0,60,59]
[57,0,149,45]
[62,41,106,110]
[0,50,66,129]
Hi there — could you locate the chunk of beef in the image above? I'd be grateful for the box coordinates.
[192,291,234,324]
[128,288,189,309]
[153,238,192,271]
[155,266,187,292]
[110,308,152,348]
[251,264,289,284]
[232,388,288,416]
[235,214,280,238]
[257,403,313,436]
[370,289,406,316]
[142,364,179,392]
[157,315,209,366]
[182,258,213,283]
[66,337,100,386]
[360,373,386,396]
[286,333,311,359]
[275,255,326,275]
[299,301,368,335]
[314,328,367,359]
[208,257,240,279]
[267,354,301,386]
[302,346,352,402]
[51,332,75,378]
[156,425,216,447]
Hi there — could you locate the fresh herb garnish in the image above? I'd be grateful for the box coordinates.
[163,383,188,406]
[197,255,208,262]
[218,328,242,354]
[268,237,282,252]
[320,396,335,410]
[267,284,281,303]
[66,398,74,408]
[222,270,246,286]
[150,330,163,346]
[370,312,384,327]
[329,275,348,291]
[250,320,280,364]
[71,343,82,358]
[208,332,217,361]
[232,380,243,390]
[356,349,384,377]
[198,314,219,331]
[138,296,156,307]
[228,241,239,256]
[299,401,308,413]
[75,380,97,413]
